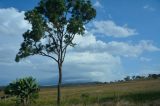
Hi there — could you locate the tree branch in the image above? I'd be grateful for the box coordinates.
[61,33,75,62]
[62,33,75,52]
[39,52,58,63]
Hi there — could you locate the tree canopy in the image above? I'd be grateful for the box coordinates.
[15,0,96,63]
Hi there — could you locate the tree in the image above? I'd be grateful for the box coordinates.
[124,76,130,81]
[4,77,39,106]
[148,74,159,79]
[15,0,96,105]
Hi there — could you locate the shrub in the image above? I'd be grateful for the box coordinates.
[4,77,39,106]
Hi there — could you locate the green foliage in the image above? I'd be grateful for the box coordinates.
[148,74,160,79]
[4,77,39,106]
[121,74,160,82]
[124,76,130,81]
[122,91,160,103]
[15,0,96,62]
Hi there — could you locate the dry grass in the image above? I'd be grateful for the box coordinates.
[0,79,160,106]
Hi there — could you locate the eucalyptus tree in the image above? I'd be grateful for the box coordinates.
[15,0,96,105]
[4,77,39,106]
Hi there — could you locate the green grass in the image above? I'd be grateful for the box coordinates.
[0,79,160,106]
[123,91,160,102]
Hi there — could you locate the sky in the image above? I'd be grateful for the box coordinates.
[0,0,160,85]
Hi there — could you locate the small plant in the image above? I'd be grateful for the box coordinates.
[81,93,90,106]
[4,77,39,106]
[113,92,120,105]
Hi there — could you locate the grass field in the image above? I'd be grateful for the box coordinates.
[0,79,160,106]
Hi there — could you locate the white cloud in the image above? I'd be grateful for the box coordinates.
[64,52,122,82]
[66,52,121,65]
[0,8,31,36]
[143,5,155,11]
[72,32,160,57]
[62,32,160,82]
[91,20,138,38]
[105,40,160,57]
[93,0,103,8]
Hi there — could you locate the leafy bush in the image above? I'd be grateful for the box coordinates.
[4,77,39,106]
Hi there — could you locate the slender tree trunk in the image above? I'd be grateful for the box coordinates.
[57,63,62,106]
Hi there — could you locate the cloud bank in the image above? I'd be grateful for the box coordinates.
[91,20,138,38]
[0,8,30,36]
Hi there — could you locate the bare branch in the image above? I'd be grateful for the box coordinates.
[39,51,58,63]
[61,33,76,62]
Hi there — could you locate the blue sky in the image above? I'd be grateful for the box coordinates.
[0,0,160,85]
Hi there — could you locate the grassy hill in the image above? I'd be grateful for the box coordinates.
[0,79,160,106]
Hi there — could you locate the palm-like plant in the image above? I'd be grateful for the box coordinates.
[4,77,39,106]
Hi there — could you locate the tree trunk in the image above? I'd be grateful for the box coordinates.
[57,63,62,106]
